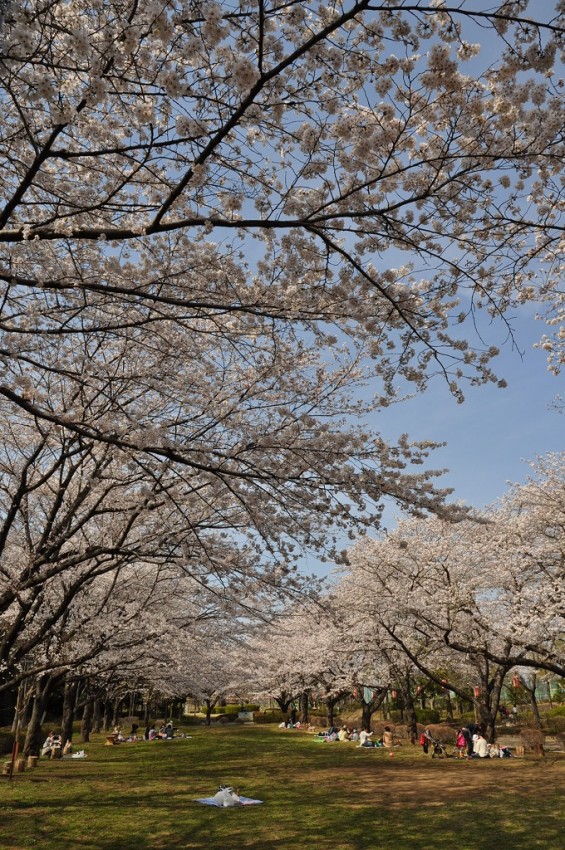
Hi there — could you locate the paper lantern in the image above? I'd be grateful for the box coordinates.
[391,690,397,699]
[512,675,520,689]
[473,686,480,698]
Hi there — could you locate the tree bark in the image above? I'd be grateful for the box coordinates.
[273,694,294,721]
[103,699,113,731]
[93,698,102,733]
[81,700,94,743]
[402,676,418,745]
[23,673,61,757]
[61,677,79,745]
[523,674,543,730]
[113,696,121,728]
[299,690,310,724]
[325,695,341,727]
[476,667,507,743]
[204,698,216,726]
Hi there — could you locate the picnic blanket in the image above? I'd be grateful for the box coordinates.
[194,796,263,807]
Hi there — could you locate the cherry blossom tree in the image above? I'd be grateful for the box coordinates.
[0,1,563,578]
[342,516,524,740]
[456,452,565,678]
[242,609,320,719]
[341,450,565,737]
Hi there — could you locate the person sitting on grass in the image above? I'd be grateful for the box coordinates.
[358,728,375,748]
[338,725,350,742]
[41,732,56,758]
[383,726,399,749]
[472,732,489,758]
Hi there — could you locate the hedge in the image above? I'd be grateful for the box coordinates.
[0,730,25,756]
[211,703,260,715]
[252,711,285,724]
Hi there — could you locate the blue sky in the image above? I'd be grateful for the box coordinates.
[367,309,563,529]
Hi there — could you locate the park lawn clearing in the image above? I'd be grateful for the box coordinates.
[0,725,563,850]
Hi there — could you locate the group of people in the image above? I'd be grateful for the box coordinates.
[41,732,73,758]
[145,721,175,740]
[41,721,178,757]
[109,721,176,742]
[454,724,511,759]
[315,725,400,750]
[418,724,512,759]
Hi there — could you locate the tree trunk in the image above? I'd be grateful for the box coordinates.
[360,701,373,730]
[476,667,507,743]
[103,699,113,731]
[403,678,418,745]
[81,700,94,743]
[23,673,60,757]
[325,695,341,727]
[204,699,213,726]
[523,674,543,730]
[299,690,309,724]
[93,699,102,733]
[113,696,121,728]
[61,677,79,745]
[274,695,293,722]
[356,687,387,733]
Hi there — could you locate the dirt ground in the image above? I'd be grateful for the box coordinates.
[299,751,565,809]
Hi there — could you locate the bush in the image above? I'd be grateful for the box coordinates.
[426,724,457,744]
[416,709,440,724]
[211,703,259,715]
[520,727,546,753]
[0,731,14,755]
[252,711,284,724]
[213,714,237,724]
[545,715,565,734]
[0,730,25,756]
[547,705,565,718]
[180,715,204,726]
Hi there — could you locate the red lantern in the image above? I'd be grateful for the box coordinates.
[512,675,520,689]
[391,690,397,699]
[416,685,422,695]
[473,686,480,698]
[441,678,447,688]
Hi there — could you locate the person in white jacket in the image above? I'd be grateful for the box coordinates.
[358,729,374,747]
[473,734,489,758]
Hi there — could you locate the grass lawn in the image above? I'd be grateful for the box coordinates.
[1,725,564,850]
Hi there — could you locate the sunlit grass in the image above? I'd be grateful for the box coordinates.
[1,725,564,849]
